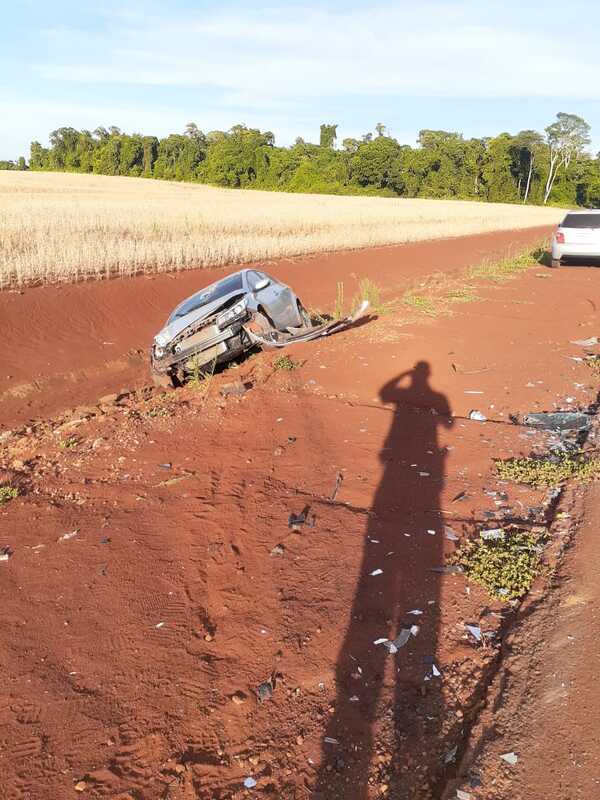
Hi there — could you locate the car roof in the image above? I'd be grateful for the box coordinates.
[562,209,600,215]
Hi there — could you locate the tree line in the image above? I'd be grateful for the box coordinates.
[7,112,600,206]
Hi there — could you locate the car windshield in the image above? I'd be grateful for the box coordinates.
[168,274,244,322]
[561,213,600,229]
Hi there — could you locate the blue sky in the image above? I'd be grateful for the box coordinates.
[2,0,600,159]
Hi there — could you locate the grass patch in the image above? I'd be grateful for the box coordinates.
[586,355,600,376]
[402,293,441,316]
[496,453,600,489]
[273,354,302,371]
[0,486,18,505]
[450,528,546,600]
[59,436,79,449]
[446,286,479,303]
[352,277,389,315]
[469,247,541,283]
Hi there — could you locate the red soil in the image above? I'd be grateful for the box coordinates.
[0,226,550,428]
[1,226,599,800]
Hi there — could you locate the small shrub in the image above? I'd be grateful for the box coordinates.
[333,282,345,320]
[187,357,216,397]
[352,277,386,314]
[586,355,600,376]
[59,436,78,449]
[0,486,18,505]
[450,528,546,600]
[273,355,301,371]
[495,454,600,489]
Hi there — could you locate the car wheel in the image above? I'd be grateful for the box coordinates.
[550,258,561,268]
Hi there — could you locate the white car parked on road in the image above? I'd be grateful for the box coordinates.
[551,209,600,267]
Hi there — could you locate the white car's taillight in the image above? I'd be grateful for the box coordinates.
[555,231,565,243]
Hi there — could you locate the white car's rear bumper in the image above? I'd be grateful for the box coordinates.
[552,241,600,260]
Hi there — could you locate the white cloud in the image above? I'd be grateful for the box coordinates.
[34,3,600,100]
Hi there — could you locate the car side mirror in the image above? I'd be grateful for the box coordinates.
[254,277,270,291]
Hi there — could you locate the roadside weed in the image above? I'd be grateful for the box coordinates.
[273,355,302,371]
[333,282,345,320]
[450,528,546,600]
[402,293,440,316]
[0,486,18,505]
[495,454,600,489]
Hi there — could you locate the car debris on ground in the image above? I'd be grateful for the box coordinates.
[0,546,12,562]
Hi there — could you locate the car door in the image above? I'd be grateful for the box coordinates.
[247,271,300,330]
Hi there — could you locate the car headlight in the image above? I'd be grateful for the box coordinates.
[155,333,168,348]
[216,298,248,329]
[154,346,165,358]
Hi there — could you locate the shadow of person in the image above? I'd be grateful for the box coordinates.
[313,361,453,799]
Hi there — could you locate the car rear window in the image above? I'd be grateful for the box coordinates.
[169,274,244,322]
[561,213,600,229]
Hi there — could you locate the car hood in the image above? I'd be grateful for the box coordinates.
[154,290,247,346]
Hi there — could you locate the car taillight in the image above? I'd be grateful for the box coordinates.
[555,231,565,243]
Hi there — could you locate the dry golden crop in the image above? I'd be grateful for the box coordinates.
[0,171,564,288]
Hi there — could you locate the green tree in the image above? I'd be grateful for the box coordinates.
[319,124,338,149]
[544,113,591,203]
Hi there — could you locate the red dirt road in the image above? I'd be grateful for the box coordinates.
[0,226,550,428]
[1,228,599,800]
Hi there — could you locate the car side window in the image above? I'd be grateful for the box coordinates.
[247,271,264,290]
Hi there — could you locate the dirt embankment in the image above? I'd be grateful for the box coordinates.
[0,226,550,428]
[1,227,599,800]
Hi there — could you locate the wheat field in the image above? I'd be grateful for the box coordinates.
[0,171,564,288]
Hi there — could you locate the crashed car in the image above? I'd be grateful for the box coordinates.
[150,269,312,386]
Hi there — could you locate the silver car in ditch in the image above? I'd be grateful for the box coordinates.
[551,209,600,267]
[151,268,311,386]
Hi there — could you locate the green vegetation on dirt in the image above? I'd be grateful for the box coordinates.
[496,454,600,488]
[451,528,546,600]
[0,486,19,505]
[273,355,302,371]
[13,112,599,207]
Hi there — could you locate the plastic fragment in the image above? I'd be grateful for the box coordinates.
[244,777,257,788]
[407,609,423,615]
[444,745,458,764]
[370,568,383,576]
[426,528,436,535]
[431,565,464,574]
[465,624,482,642]
[256,680,274,702]
[523,411,591,432]
[432,664,442,677]
[480,528,504,541]
[58,530,79,542]
[444,526,460,541]
[324,737,339,745]
[500,752,518,765]
[570,336,599,346]
[456,791,472,800]
[469,410,487,421]
[0,546,12,562]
